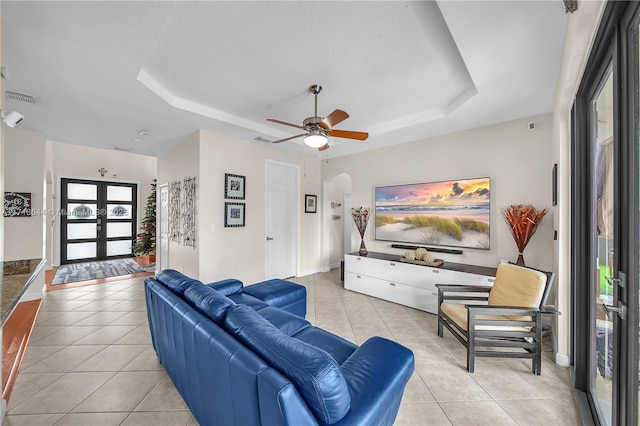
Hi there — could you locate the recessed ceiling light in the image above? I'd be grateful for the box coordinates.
[138,130,150,136]
[133,137,142,143]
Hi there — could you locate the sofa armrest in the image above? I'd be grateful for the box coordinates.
[206,279,244,296]
[337,336,414,426]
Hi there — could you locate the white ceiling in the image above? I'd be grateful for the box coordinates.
[1,1,567,159]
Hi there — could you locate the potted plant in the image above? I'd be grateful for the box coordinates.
[134,179,157,265]
[501,203,548,266]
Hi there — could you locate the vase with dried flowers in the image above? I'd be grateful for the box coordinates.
[351,207,370,256]
[501,203,548,266]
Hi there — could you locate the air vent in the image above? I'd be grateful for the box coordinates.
[254,136,272,143]
[5,90,39,105]
[113,146,133,152]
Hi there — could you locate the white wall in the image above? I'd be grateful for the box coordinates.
[323,113,554,272]
[551,0,607,366]
[3,127,47,298]
[3,128,46,261]
[323,173,352,267]
[156,132,200,278]
[0,16,4,263]
[51,141,157,266]
[197,130,322,284]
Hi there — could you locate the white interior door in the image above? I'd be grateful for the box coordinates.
[265,160,299,279]
[159,184,169,271]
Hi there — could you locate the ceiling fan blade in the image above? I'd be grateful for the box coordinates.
[328,129,369,140]
[319,109,349,129]
[318,143,329,151]
[267,118,304,130]
[271,133,307,144]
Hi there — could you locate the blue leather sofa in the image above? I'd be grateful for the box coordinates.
[145,270,415,426]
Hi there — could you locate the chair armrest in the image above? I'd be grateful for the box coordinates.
[435,284,493,292]
[466,305,542,316]
[437,285,491,304]
[541,305,561,316]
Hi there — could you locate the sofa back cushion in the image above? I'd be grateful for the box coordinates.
[156,269,201,296]
[184,283,236,325]
[224,304,351,424]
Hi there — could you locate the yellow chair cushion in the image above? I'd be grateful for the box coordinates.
[487,263,546,320]
[440,302,531,332]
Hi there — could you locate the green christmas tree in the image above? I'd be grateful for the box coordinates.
[134,179,157,256]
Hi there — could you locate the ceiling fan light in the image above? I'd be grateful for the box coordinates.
[304,132,328,148]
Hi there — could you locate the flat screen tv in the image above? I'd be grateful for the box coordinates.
[375,177,490,250]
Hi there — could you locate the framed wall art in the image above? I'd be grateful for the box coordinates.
[224,202,245,227]
[224,173,246,200]
[305,194,317,213]
[4,192,32,217]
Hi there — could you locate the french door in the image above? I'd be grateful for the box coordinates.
[60,178,137,264]
[573,2,640,424]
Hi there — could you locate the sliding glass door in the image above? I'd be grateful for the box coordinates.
[573,2,639,424]
[591,64,617,425]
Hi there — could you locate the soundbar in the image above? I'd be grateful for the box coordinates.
[390,244,463,255]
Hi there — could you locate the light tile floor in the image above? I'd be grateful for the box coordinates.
[5,269,580,425]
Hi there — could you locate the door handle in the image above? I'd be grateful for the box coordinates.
[603,302,627,320]
[605,276,626,288]
[266,237,274,241]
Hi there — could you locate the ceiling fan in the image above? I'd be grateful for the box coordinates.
[267,84,368,151]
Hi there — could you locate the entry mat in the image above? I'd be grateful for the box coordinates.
[52,258,145,285]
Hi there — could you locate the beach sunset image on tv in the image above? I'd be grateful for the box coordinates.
[375,177,490,249]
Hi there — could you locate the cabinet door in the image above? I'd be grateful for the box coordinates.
[429,268,494,287]
[345,272,439,314]
[345,255,414,284]
[344,255,373,276]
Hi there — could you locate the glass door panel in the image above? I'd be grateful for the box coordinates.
[107,204,132,220]
[67,223,97,240]
[106,185,132,202]
[106,222,133,238]
[67,183,97,200]
[592,66,615,426]
[107,240,133,256]
[67,242,97,261]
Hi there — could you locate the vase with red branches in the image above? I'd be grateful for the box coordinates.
[351,207,370,256]
[501,204,548,266]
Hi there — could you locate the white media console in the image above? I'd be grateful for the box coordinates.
[344,251,497,314]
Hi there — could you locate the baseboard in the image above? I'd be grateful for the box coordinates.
[555,352,570,367]
[329,262,340,270]
[18,292,43,302]
[574,389,596,425]
[1,398,6,424]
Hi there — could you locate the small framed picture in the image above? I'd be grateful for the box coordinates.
[305,194,317,213]
[224,173,246,200]
[224,202,245,227]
